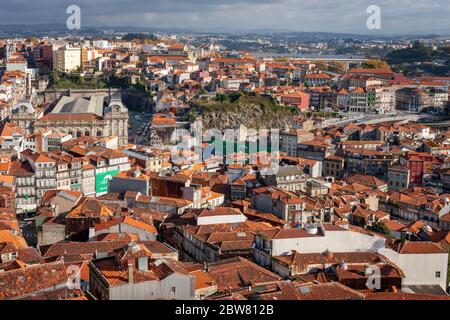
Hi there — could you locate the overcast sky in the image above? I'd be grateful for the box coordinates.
[1,0,449,35]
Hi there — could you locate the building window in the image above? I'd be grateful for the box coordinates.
[171,286,176,294]
[85,131,90,136]
[96,130,102,137]
[435,271,440,278]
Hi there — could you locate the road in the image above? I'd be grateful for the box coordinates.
[19,219,37,247]
[128,111,152,145]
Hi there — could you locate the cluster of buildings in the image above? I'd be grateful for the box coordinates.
[0,36,450,301]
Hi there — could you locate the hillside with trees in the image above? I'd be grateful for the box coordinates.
[387,41,450,76]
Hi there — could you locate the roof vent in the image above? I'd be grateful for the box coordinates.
[304,223,318,235]
[128,242,140,253]
[323,249,333,259]
[299,286,311,294]
[364,265,373,277]
[338,260,348,270]
[154,259,164,266]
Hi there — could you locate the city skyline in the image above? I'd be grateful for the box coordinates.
[0,0,450,305]
[1,0,450,35]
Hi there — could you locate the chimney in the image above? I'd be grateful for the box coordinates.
[364,265,372,277]
[88,227,95,240]
[128,261,134,284]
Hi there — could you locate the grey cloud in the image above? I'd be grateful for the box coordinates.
[0,0,449,35]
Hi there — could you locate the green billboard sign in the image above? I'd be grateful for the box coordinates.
[95,169,120,194]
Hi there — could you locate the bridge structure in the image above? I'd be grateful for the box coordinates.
[320,112,445,129]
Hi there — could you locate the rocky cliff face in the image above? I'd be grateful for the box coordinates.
[191,98,298,131]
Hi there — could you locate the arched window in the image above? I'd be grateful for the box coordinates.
[68,131,73,136]
[96,130,102,137]
[84,131,90,136]
[76,131,82,138]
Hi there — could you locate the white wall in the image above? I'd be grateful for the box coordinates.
[378,248,449,290]
[271,230,386,256]
[197,214,247,226]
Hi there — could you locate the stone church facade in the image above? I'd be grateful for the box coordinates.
[13,93,129,146]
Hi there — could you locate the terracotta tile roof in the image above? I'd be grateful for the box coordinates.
[243,209,285,225]
[198,207,243,218]
[92,257,158,286]
[346,174,387,188]
[38,113,102,122]
[208,257,282,292]
[252,281,365,300]
[304,73,331,79]
[151,260,191,280]
[335,263,403,280]
[0,259,27,271]
[0,261,68,300]
[190,269,216,290]
[67,198,114,218]
[0,230,28,249]
[94,216,157,234]
[338,183,372,194]
[17,247,42,264]
[0,241,18,254]
[274,250,387,271]
[391,241,446,254]
[383,220,407,232]
[365,292,450,300]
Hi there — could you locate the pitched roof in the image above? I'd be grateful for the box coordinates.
[208,257,282,292]
[392,241,446,254]
[0,261,68,300]
[346,174,387,188]
[0,230,28,249]
[94,216,157,235]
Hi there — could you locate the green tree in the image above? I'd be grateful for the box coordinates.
[367,222,391,235]
[229,92,242,103]
[215,94,229,102]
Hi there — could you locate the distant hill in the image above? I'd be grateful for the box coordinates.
[387,41,450,76]
[121,33,158,42]
[0,23,446,39]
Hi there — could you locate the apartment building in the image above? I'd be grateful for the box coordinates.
[22,150,57,203]
[53,46,82,72]
[371,87,396,114]
[253,223,386,269]
[387,165,410,191]
[9,161,36,214]
[280,130,314,157]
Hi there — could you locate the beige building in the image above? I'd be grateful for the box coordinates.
[21,150,57,202]
[372,87,396,114]
[11,101,44,135]
[53,47,82,72]
[34,93,129,146]
[387,165,410,191]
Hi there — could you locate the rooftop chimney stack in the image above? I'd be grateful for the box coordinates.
[128,260,134,284]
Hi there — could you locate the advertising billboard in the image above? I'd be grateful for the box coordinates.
[95,169,120,194]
